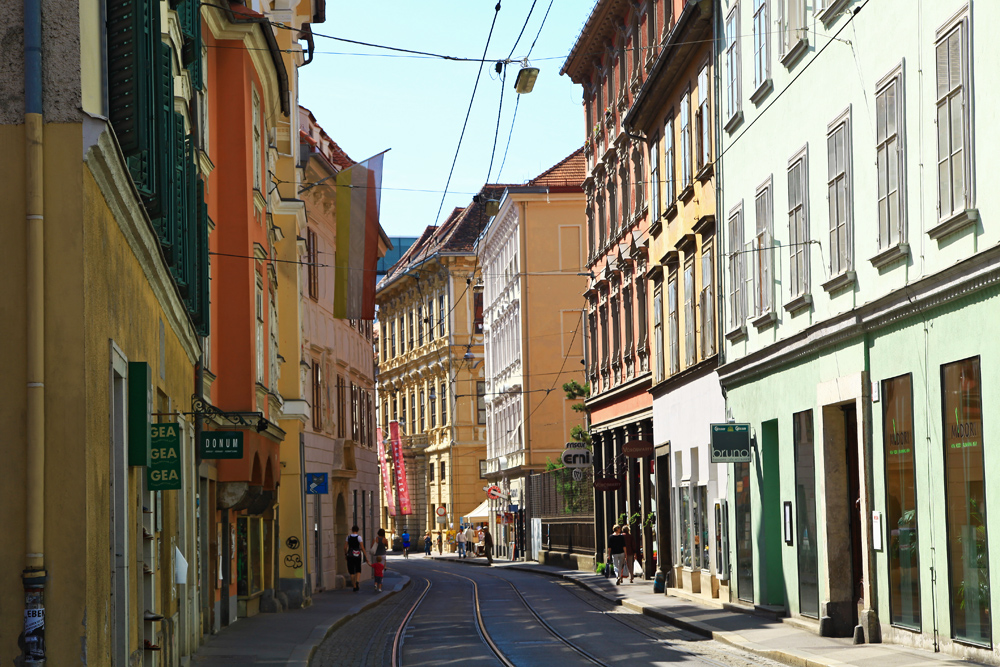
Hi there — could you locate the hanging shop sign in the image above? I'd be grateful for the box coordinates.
[148,423,182,491]
[305,473,329,495]
[560,442,592,468]
[377,427,396,516]
[710,423,751,463]
[622,440,654,458]
[200,431,244,459]
[593,476,623,492]
[389,421,413,515]
[486,485,502,500]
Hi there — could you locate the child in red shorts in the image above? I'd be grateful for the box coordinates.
[372,557,385,592]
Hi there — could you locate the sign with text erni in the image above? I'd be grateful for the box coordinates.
[200,431,244,459]
[148,423,182,491]
[710,424,751,463]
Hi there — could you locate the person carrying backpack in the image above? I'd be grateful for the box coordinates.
[344,525,368,592]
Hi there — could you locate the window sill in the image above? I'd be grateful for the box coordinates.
[664,202,679,222]
[869,242,909,270]
[725,325,747,343]
[649,215,663,237]
[679,184,695,203]
[821,270,856,294]
[818,0,850,26]
[724,111,743,135]
[780,37,809,69]
[927,208,978,241]
[696,163,714,183]
[783,293,812,315]
[751,310,777,331]
[750,78,773,106]
[253,189,267,213]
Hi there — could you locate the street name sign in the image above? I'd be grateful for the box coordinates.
[148,423,182,491]
[710,424,751,463]
[200,431,244,459]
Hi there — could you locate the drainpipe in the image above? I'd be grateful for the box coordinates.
[23,0,47,663]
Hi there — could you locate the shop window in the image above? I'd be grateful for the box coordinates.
[735,461,754,603]
[942,357,990,646]
[794,409,819,618]
[883,374,920,629]
[477,381,487,425]
[679,485,691,567]
[694,485,708,570]
[236,516,263,597]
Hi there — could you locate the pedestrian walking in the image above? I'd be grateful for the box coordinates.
[370,528,388,562]
[622,525,636,583]
[483,525,494,565]
[401,529,410,559]
[424,532,432,556]
[464,524,477,557]
[607,524,626,586]
[372,557,385,593]
[456,525,467,558]
[344,525,368,592]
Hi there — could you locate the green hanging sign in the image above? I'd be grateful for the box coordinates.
[148,422,182,491]
[201,431,244,459]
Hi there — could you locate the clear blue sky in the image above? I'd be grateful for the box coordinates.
[298,1,592,238]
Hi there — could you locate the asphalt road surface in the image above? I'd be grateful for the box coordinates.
[311,557,783,667]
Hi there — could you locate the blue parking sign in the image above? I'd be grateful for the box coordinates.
[305,473,328,494]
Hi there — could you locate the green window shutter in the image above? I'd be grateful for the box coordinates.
[154,42,176,256]
[171,111,189,293]
[127,361,152,466]
[179,0,204,90]
[192,178,211,337]
[106,0,158,157]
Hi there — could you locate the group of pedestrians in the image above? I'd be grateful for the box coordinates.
[605,524,641,585]
[343,526,388,593]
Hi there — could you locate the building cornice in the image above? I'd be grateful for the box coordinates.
[720,243,1000,388]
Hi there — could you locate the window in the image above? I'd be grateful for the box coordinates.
[400,393,407,433]
[609,179,618,237]
[382,400,388,433]
[623,280,634,358]
[398,316,405,354]
[427,297,435,340]
[827,112,853,277]
[479,460,488,478]
[588,308,598,379]
[409,391,416,433]
[646,0,657,56]
[586,206,596,261]
[610,289,621,367]
[380,325,387,361]
[634,143,645,209]
[338,377,347,437]
[476,381,486,424]
[419,389,426,432]
[735,461,754,603]
[680,90,692,190]
[620,165,631,224]
[440,381,447,425]
[877,71,905,250]
[936,21,971,222]
[664,113,676,207]
[725,6,742,122]
[684,260,696,367]
[417,305,424,346]
[440,461,447,483]
[788,149,810,298]
[752,0,769,91]
[474,292,484,334]
[429,461,435,481]
[599,297,609,373]
[941,357,990,645]
[438,294,446,337]
[696,64,711,171]
[598,194,607,249]
[407,311,414,349]
[780,0,806,58]
[700,242,715,357]
[255,278,264,384]
[392,395,398,423]
[429,386,437,428]
[312,361,322,430]
[667,273,679,375]
[306,228,319,300]
[727,205,747,329]
[637,270,648,355]
[882,374,919,629]
[649,135,660,217]
[252,87,262,192]
[753,180,773,316]
[794,410,819,618]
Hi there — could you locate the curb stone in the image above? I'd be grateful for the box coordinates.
[288,575,411,667]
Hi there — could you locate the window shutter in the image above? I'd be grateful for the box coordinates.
[106,0,158,157]
[178,0,203,90]
[171,111,189,292]
[745,240,755,320]
[193,178,211,336]
[154,42,176,250]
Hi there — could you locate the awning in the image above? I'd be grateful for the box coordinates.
[463,499,490,520]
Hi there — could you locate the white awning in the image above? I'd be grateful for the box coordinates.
[463,499,490,520]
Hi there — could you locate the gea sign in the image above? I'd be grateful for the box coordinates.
[561,442,592,469]
[148,423,182,490]
[710,424,751,463]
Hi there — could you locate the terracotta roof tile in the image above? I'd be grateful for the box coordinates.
[528,147,586,189]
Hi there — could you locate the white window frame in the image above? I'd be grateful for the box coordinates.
[826,108,853,279]
[753,177,774,319]
[252,87,262,192]
[700,240,716,357]
[255,277,264,384]
[683,259,696,367]
[697,63,711,172]
[667,272,680,375]
[664,112,676,207]
[787,145,811,302]
[752,0,770,92]
[680,88,692,190]
[653,283,665,382]
[935,12,973,225]
[727,203,747,334]
[649,134,660,218]
[875,62,906,252]
[779,0,807,63]
[725,6,742,126]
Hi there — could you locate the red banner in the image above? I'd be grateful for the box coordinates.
[389,421,412,515]
[377,427,396,516]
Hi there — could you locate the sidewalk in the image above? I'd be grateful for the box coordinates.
[190,570,409,667]
[431,553,972,667]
